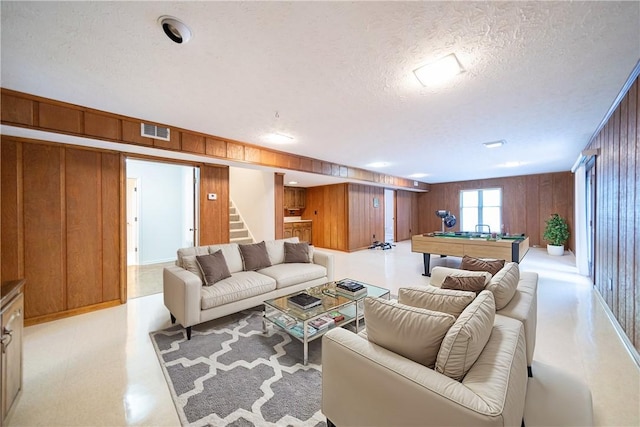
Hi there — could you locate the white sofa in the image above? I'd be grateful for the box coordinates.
[163,237,334,339]
[322,292,528,427]
[429,264,538,376]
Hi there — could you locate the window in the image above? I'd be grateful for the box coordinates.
[460,188,502,233]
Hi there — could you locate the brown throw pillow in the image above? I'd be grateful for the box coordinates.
[239,241,272,271]
[441,275,486,295]
[195,250,231,286]
[284,242,311,263]
[461,255,505,276]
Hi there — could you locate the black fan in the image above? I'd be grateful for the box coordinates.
[435,210,456,232]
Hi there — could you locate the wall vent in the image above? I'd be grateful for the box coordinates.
[141,123,171,141]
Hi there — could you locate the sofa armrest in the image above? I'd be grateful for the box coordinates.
[322,320,526,427]
[163,266,202,328]
[312,249,334,281]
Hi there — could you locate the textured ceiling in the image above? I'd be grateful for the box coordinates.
[1,1,639,185]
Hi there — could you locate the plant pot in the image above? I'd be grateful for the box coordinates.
[547,244,565,256]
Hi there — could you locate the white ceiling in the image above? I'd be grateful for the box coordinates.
[1,1,639,186]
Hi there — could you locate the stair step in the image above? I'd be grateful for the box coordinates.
[229,207,236,215]
[230,213,240,222]
[230,229,249,239]
[230,221,244,230]
[230,237,253,245]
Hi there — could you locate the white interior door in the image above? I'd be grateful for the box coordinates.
[384,189,395,242]
[126,178,140,265]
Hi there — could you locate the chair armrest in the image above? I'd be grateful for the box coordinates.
[163,266,202,327]
[322,326,523,427]
[312,250,334,281]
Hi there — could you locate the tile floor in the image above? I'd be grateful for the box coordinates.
[127,261,174,299]
[6,241,640,426]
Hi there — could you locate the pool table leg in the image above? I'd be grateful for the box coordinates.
[421,253,431,276]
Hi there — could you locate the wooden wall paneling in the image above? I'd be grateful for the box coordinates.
[122,120,153,146]
[274,173,284,239]
[38,103,82,134]
[101,152,122,302]
[181,132,206,155]
[396,190,411,241]
[226,142,244,160]
[154,130,181,151]
[1,94,34,126]
[525,175,541,247]
[84,112,120,140]
[410,192,419,238]
[0,139,23,281]
[617,103,627,330]
[65,148,103,309]
[199,165,229,245]
[635,79,640,350]
[22,143,65,317]
[347,184,384,251]
[205,138,227,158]
[245,146,261,163]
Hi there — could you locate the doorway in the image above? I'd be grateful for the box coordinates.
[126,159,199,299]
[384,189,395,243]
[585,158,596,280]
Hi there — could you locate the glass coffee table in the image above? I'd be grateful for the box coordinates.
[263,279,390,365]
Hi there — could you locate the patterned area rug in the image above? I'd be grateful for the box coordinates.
[150,309,326,427]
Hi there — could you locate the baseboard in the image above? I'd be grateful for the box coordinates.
[593,288,640,368]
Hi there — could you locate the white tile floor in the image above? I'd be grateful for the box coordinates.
[6,241,640,426]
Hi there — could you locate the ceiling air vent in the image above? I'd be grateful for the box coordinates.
[141,123,171,141]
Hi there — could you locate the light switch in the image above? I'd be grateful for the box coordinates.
[207,193,217,200]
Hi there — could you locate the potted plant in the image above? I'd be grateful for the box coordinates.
[543,213,570,256]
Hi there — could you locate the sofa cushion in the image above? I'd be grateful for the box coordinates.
[196,250,231,286]
[176,246,209,268]
[284,241,311,263]
[239,241,272,271]
[441,275,486,295]
[461,255,505,276]
[208,243,243,273]
[430,266,492,287]
[435,290,496,381]
[181,255,204,282]
[485,262,520,310]
[265,237,299,265]
[363,297,456,368]
[258,263,327,289]
[398,286,475,317]
[200,271,276,310]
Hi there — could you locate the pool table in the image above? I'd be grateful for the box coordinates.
[411,232,530,276]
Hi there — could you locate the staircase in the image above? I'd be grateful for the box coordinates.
[229,200,253,245]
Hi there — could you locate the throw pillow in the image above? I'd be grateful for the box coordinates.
[398,286,475,317]
[238,241,272,271]
[363,297,456,368]
[195,250,232,286]
[435,290,496,381]
[181,255,204,282]
[485,262,520,310]
[461,255,505,276]
[429,266,492,288]
[441,275,486,295]
[283,242,311,263]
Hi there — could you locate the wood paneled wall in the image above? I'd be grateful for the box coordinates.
[417,172,574,250]
[586,76,639,353]
[1,137,123,323]
[396,190,420,242]
[274,173,284,239]
[0,88,430,192]
[302,183,384,251]
[199,165,230,246]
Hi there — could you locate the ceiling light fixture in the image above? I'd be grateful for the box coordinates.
[288,181,298,185]
[413,53,464,86]
[158,16,192,44]
[483,140,506,148]
[407,173,429,178]
[264,133,294,144]
[366,162,390,168]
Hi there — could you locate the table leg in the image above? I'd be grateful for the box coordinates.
[303,340,308,366]
[421,253,432,276]
[262,307,267,333]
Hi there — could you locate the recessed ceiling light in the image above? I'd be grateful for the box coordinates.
[483,140,506,148]
[158,16,192,44]
[413,53,464,86]
[264,133,294,144]
[500,161,526,168]
[288,181,298,185]
[407,173,429,178]
[366,162,390,168]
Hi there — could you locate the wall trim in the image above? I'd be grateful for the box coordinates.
[594,287,640,368]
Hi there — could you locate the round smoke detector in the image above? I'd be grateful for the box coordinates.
[158,16,192,44]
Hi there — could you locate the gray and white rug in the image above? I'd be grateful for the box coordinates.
[150,309,326,427]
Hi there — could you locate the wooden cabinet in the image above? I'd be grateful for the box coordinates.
[284,221,312,243]
[284,187,306,209]
[1,279,25,426]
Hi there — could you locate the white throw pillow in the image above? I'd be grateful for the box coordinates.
[181,255,203,282]
[435,290,496,381]
[398,286,475,317]
[364,297,455,368]
[485,262,520,310]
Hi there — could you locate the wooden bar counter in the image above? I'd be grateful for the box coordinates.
[412,233,529,276]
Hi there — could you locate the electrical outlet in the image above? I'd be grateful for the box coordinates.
[608,277,613,290]
[373,234,376,239]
